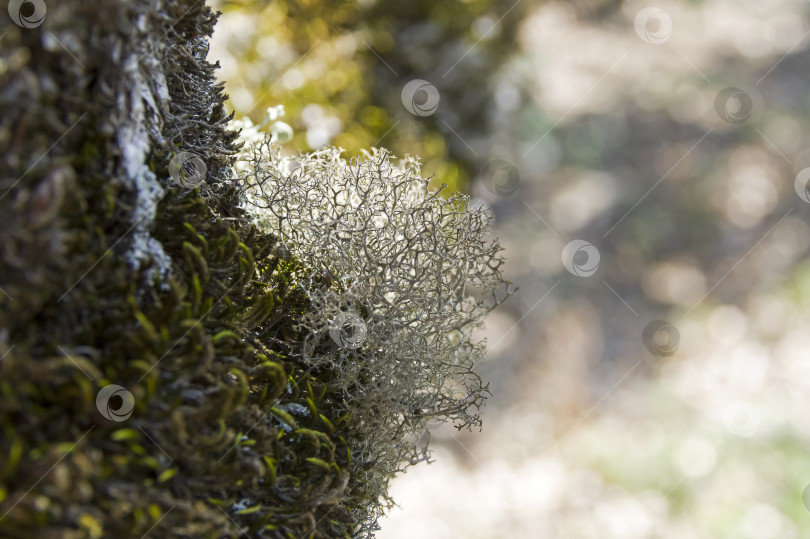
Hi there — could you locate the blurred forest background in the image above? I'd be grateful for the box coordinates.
[210,0,810,537]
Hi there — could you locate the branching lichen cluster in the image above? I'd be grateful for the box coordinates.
[0,0,510,537]
[237,140,512,524]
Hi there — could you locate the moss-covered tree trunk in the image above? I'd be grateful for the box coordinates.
[0,0,512,535]
[0,1,360,537]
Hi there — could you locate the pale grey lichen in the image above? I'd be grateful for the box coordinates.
[236,136,514,525]
[116,47,173,286]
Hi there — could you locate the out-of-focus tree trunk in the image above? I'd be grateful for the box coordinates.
[0,0,238,323]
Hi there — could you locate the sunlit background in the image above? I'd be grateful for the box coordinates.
[210,1,810,537]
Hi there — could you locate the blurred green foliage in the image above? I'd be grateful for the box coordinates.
[213,0,530,193]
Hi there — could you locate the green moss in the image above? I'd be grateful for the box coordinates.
[0,0,363,536]
[1,183,358,537]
